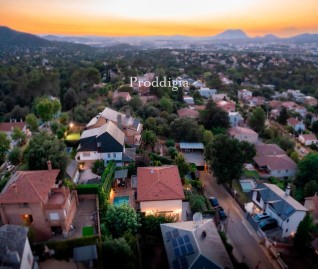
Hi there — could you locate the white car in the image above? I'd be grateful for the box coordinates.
[6,165,15,172]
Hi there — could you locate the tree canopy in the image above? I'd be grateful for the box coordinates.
[248,107,266,133]
[296,152,318,186]
[0,132,10,163]
[200,100,230,130]
[170,117,200,142]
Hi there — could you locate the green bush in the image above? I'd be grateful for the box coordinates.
[188,194,207,213]
[166,138,175,147]
[149,153,173,165]
[76,184,99,194]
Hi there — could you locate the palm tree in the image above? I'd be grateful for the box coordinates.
[141,130,157,151]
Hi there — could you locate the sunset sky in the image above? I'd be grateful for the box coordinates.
[1,0,318,37]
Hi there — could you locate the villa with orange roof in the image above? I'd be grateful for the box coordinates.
[137,166,185,221]
[0,162,78,240]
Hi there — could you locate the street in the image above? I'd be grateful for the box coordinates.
[200,171,280,269]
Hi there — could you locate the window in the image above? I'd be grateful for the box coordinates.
[256,191,261,203]
[287,219,289,223]
[113,153,116,158]
[83,152,90,157]
[285,229,288,233]
[20,203,29,208]
[107,153,111,158]
[49,212,60,220]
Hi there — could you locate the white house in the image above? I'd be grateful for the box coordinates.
[198,88,217,98]
[0,225,37,269]
[228,112,243,127]
[299,133,318,146]
[287,118,306,132]
[228,126,258,144]
[137,166,184,221]
[238,89,252,100]
[75,121,128,165]
[252,183,307,238]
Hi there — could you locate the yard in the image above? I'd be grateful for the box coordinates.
[242,168,259,179]
[65,133,80,141]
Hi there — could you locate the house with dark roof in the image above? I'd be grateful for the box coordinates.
[0,224,37,269]
[137,166,185,221]
[0,164,78,241]
[66,160,80,183]
[160,219,233,269]
[252,183,307,238]
[253,144,297,178]
[86,107,142,146]
[76,121,132,165]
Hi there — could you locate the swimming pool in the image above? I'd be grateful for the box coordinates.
[240,179,257,192]
[113,196,129,206]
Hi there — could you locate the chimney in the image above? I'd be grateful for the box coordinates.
[285,184,291,196]
[47,160,52,171]
[117,114,122,130]
[126,109,131,118]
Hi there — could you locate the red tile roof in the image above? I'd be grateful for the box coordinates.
[137,166,184,202]
[254,155,296,170]
[0,122,26,132]
[287,117,300,126]
[177,108,200,119]
[300,134,318,141]
[0,170,59,204]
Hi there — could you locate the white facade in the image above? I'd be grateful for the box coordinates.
[269,169,296,178]
[140,200,183,221]
[229,112,243,127]
[20,237,35,269]
[238,89,252,100]
[198,88,217,98]
[76,151,123,162]
[290,122,305,132]
[252,189,307,238]
[299,135,318,146]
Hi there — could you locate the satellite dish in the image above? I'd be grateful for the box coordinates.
[193,212,203,228]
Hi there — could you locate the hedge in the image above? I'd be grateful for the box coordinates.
[149,153,173,165]
[99,161,116,208]
[76,184,99,194]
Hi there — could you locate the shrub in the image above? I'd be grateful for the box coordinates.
[91,160,105,175]
[166,138,175,147]
[188,194,207,213]
[76,184,99,194]
[149,153,173,165]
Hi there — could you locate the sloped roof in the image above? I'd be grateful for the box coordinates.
[0,225,28,268]
[255,144,285,156]
[228,126,257,137]
[0,122,26,132]
[177,108,199,119]
[0,170,59,204]
[254,183,307,220]
[253,155,296,170]
[137,166,184,202]
[100,107,140,129]
[300,133,317,141]
[160,219,233,269]
[287,117,301,126]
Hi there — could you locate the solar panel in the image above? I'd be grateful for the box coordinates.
[180,257,189,268]
[186,243,194,254]
[177,237,184,245]
[174,248,181,258]
[172,238,178,248]
[166,231,173,241]
[183,234,190,244]
[180,245,187,256]
[172,229,180,238]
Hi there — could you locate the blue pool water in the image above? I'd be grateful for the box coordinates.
[240,179,256,192]
[113,196,129,206]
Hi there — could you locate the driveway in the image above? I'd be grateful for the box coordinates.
[200,171,280,269]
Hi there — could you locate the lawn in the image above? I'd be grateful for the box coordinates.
[82,226,94,237]
[242,168,259,179]
[232,179,250,204]
[65,133,80,141]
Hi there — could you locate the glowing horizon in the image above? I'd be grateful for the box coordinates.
[1,0,318,38]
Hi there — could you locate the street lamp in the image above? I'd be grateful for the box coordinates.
[69,122,74,129]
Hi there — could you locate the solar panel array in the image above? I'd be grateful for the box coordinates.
[165,229,195,269]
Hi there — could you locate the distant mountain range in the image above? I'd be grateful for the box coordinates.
[1,26,318,49]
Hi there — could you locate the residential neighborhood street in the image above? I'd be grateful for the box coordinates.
[200,172,280,269]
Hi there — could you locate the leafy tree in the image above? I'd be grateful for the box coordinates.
[143,117,157,132]
[141,130,157,151]
[239,141,256,163]
[0,132,10,163]
[168,147,178,159]
[166,138,175,147]
[170,118,200,142]
[189,195,207,213]
[200,100,229,130]
[304,180,318,197]
[248,107,265,133]
[278,107,289,125]
[91,160,105,175]
[141,214,176,235]
[25,113,38,132]
[24,132,68,175]
[103,237,136,269]
[175,153,190,178]
[160,97,173,113]
[205,135,244,186]
[294,214,312,254]
[202,130,213,145]
[8,147,22,165]
[128,96,142,111]
[104,203,140,237]
[296,153,318,186]
[63,88,78,111]
[36,98,61,122]
[290,151,299,163]
[11,127,26,145]
[312,121,318,134]
[59,112,69,125]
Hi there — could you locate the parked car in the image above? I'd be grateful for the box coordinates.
[209,197,219,208]
[217,207,227,220]
[259,218,278,231]
[253,212,270,222]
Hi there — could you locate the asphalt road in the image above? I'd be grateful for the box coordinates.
[200,171,280,269]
